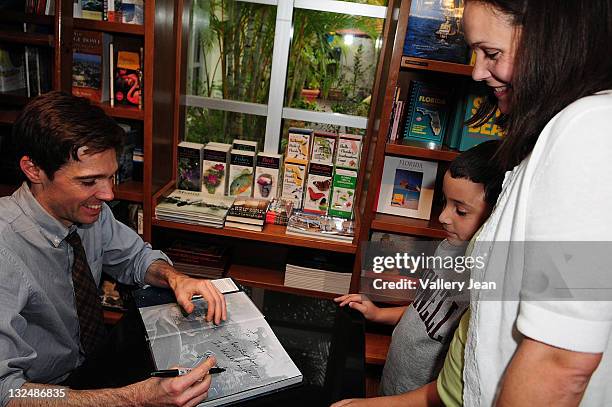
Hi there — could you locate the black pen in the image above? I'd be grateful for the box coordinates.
[150,367,226,377]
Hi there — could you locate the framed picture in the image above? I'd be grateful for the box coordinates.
[377,156,438,220]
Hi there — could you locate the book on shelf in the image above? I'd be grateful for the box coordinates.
[253,152,282,200]
[80,0,103,20]
[225,197,269,226]
[328,169,357,220]
[231,139,258,153]
[387,88,406,143]
[0,44,26,93]
[201,143,231,197]
[112,49,142,108]
[132,146,143,181]
[137,287,303,406]
[155,189,235,228]
[164,240,229,280]
[280,162,306,209]
[284,248,353,294]
[458,84,504,151]
[401,80,454,146]
[72,30,111,103]
[285,128,312,165]
[310,131,337,165]
[177,141,205,192]
[228,149,255,197]
[121,0,143,25]
[303,162,333,215]
[403,0,471,65]
[265,198,294,226]
[115,123,136,184]
[377,156,438,220]
[224,221,265,232]
[335,133,363,171]
[286,211,355,243]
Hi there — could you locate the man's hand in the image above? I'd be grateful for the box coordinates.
[144,260,227,324]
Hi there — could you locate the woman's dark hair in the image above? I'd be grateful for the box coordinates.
[465,0,612,170]
[449,140,504,207]
[12,91,124,180]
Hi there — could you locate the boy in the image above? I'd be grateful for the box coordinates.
[334,140,503,398]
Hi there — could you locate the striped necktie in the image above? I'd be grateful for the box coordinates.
[65,231,107,356]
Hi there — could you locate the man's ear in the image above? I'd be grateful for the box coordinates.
[19,156,46,184]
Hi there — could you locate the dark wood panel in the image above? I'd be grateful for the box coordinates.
[0,31,53,47]
[73,19,144,35]
[385,142,460,162]
[114,180,144,202]
[0,13,54,25]
[365,332,391,365]
[99,103,145,120]
[371,212,447,239]
[400,56,474,76]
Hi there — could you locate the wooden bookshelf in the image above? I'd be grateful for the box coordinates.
[385,142,460,162]
[400,56,473,76]
[0,13,54,26]
[73,19,145,36]
[228,264,339,300]
[152,219,358,254]
[365,332,391,365]
[371,212,447,239]
[0,30,53,47]
[114,180,144,202]
[0,110,20,125]
[99,102,145,120]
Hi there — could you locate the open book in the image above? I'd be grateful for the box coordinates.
[138,289,303,406]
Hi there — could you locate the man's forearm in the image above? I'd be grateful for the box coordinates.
[496,337,602,407]
[7,383,137,407]
[143,260,184,289]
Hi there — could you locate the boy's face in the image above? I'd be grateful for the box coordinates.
[439,170,491,246]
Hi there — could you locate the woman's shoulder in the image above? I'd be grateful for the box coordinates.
[558,90,612,120]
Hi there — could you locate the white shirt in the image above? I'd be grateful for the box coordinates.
[463,91,612,406]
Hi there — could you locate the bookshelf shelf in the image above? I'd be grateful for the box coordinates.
[152,219,358,254]
[0,30,53,47]
[400,56,473,76]
[114,180,144,202]
[365,332,391,365]
[385,142,460,162]
[99,102,144,120]
[371,212,447,239]
[228,264,338,300]
[73,19,145,36]
[0,13,54,26]
[0,110,20,125]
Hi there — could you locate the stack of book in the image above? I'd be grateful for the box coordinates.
[155,189,235,228]
[224,198,270,232]
[284,249,353,294]
[285,211,355,243]
[265,198,294,226]
[163,240,230,280]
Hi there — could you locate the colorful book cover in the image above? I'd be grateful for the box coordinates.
[403,0,470,65]
[302,163,333,215]
[403,81,453,145]
[202,144,230,196]
[228,150,255,197]
[232,139,258,153]
[335,133,362,171]
[281,163,306,209]
[310,131,337,165]
[226,198,270,225]
[177,141,205,192]
[265,198,294,226]
[113,50,141,107]
[285,128,312,165]
[459,89,504,151]
[0,45,26,92]
[80,0,103,20]
[115,123,135,184]
[328,169,358,219]
[378,156,438,220]
[121,0,143,25]
[72,30,111,103]
[254,152,282,199]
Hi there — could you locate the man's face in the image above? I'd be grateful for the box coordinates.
[33,149,118,227]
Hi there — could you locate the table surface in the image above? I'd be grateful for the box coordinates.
[131,284,366,406]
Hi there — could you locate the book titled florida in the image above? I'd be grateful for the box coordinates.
[402,81,453,145]
[403,0,470,65]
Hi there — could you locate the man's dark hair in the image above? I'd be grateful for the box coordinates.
[12,91,124,180]
[465,0,612,170]
[449,140,504,207]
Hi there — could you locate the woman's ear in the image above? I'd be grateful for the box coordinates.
[19,156,45,184]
